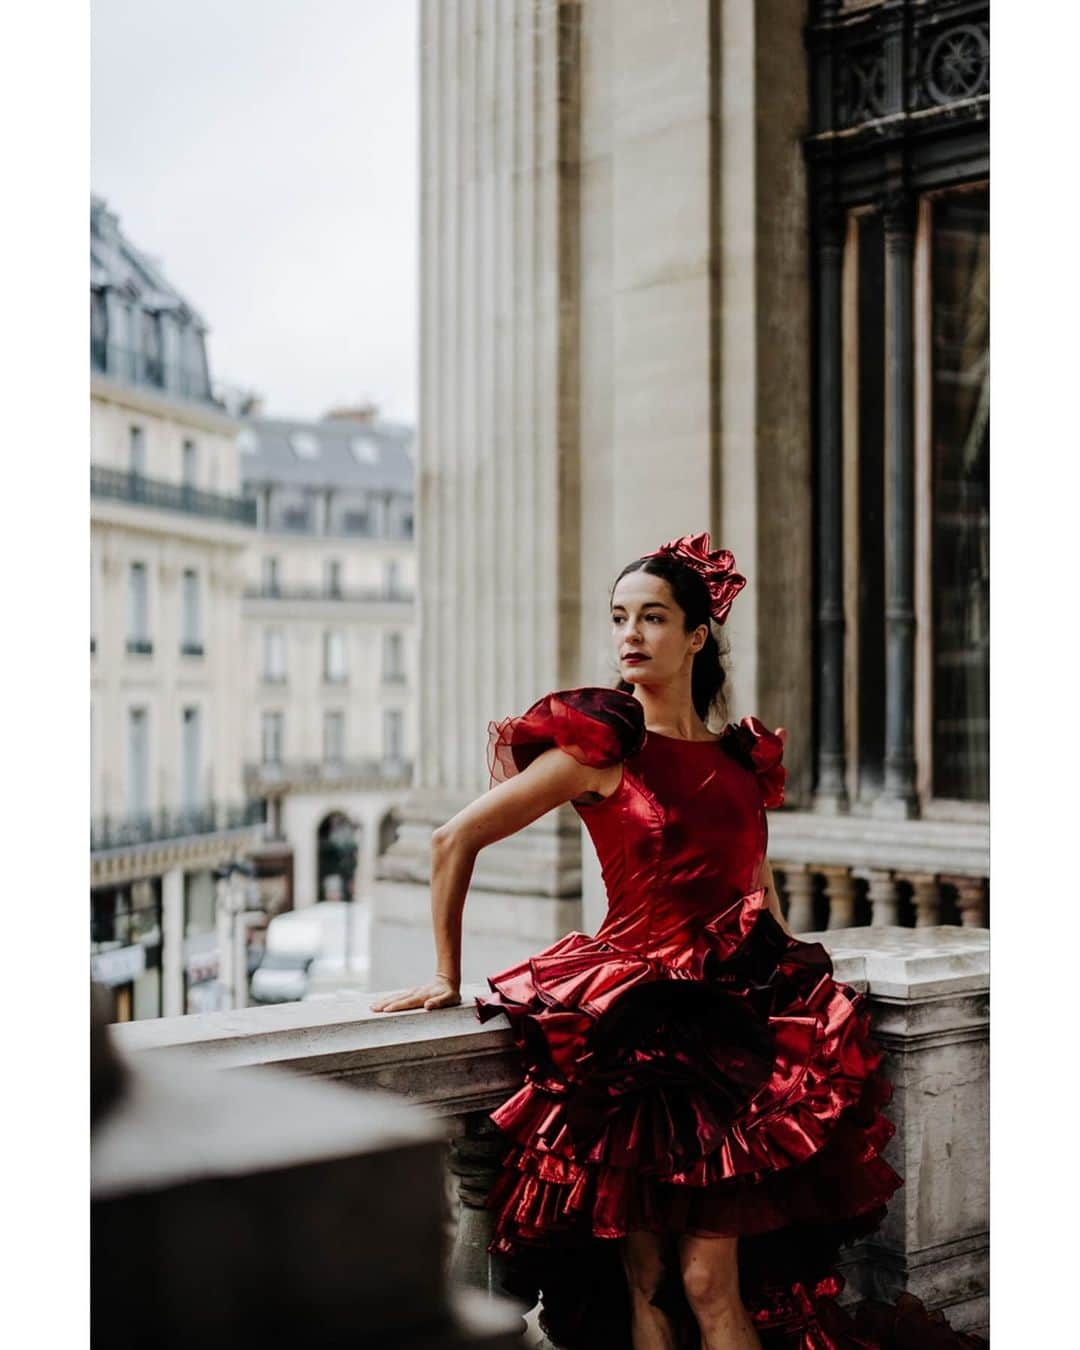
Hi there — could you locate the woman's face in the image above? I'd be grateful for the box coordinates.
[610,570,707,688]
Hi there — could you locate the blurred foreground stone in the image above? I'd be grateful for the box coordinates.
[91,984,523,1349]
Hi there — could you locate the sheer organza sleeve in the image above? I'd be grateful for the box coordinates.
[719,717,787,809]
[486,687,646,786]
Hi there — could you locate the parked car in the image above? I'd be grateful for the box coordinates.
[250,902,368,1004]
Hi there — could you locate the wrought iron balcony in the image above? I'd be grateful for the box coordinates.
[247,758,413,792]
[126,638,153,656]
[91,338,219,406]
[244,584,414,603]
[180,640,205,657]
[91,800,265,854]
[92,465,257,527]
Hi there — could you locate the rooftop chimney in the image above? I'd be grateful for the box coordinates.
[323,403,379,425]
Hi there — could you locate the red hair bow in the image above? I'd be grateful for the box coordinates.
[643,531,746,626]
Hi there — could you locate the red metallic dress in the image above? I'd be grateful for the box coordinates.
[474,688,909,1350]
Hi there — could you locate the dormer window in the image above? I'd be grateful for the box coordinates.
[350,436,379,466]
[289,431,320,459]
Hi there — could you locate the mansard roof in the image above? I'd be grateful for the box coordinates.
[90,195,208,328]
[239,415,415,494]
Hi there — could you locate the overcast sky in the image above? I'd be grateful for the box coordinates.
[91,0,418,424]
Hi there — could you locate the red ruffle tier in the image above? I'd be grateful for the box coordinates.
[475,893,907,1348]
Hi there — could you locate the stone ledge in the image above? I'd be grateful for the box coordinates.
[109,985,520,1116]
[800,925,989,1000]
[769,811,989,877]
[110,929,988,1107]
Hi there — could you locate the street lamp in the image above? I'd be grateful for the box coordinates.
[213,860,262,1011]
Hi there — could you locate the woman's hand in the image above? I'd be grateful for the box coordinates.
[369,974,462,1014]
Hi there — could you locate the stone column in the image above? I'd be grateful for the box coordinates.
[822,864,856,930]
[373,0,586,989]
[877,194,917,818]
[280,796,318,909]
[716,0,813,791]
[813,209,848,812]
[161,867,185,1018]
[608,0,718,566]
[383,0,815,982]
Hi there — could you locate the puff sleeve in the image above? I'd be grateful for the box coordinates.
[719,717,787,809]
[486,687,646,787]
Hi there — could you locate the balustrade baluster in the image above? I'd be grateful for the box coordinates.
[947,875,987,928]
[781,865,815,933]
[822,865,856,930]
[909,873,941,927]
[446,1112,530,1333]
[865,868,899,926]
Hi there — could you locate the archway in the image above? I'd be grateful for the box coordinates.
[316,811,361,903]
[377,808,400,858]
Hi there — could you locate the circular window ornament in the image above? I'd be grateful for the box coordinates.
[926,24,989,105]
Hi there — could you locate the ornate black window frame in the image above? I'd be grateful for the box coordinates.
[804,0,989,817]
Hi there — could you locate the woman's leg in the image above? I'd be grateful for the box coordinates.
[678,1234,761,1350]
[620,1230,679,1350]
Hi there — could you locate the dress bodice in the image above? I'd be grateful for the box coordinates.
[577,733,768,959]
[486,687,785,969]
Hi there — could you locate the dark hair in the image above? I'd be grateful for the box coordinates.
[610,555,730,725]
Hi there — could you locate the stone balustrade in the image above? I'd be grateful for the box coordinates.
[109,924,990,1337]
[768,810,989,930]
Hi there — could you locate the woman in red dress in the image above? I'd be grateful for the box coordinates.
[372,535,973,1350]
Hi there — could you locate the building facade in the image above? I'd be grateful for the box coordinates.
[240,411,417,917]
[90,197,262,1020]
[372,0,989,988]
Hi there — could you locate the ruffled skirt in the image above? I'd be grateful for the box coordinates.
[474,892,917,1349]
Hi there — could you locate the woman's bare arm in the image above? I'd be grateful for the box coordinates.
[369,748,621,1012]
[756,856,793,937]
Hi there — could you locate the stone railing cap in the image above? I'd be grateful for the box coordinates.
[799,925,989,1000]
[109,987,499,1061]
[106,930,988,1112]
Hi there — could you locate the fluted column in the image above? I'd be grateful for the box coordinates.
[417,0,582,793]
[878,193,917,817]
[373,1,586,990]
[813,211,848,812]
